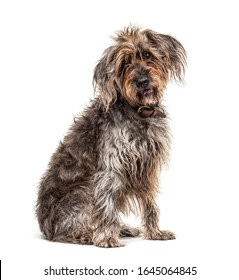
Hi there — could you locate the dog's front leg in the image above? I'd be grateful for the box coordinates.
[92,171,124,248]
[143,201,176,240]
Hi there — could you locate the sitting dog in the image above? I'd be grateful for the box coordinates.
[36,26,186,248]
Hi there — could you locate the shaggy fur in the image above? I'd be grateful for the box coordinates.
[36,26,186,248]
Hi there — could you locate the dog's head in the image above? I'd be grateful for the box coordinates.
[93,26,187,110]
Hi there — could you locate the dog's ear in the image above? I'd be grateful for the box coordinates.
[93,46,118,110]
[144,30,187,83]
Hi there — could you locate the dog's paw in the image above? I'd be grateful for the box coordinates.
[146,230,176,240]
[94,237,125,248]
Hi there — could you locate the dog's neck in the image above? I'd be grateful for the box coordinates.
[114,93,166,118]
[137,105,166,118]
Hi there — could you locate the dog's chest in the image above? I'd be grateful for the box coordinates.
[105,117,170,167]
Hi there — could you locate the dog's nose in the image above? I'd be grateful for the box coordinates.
[136,77,149,88]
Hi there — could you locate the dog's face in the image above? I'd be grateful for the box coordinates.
[93,26,186,109]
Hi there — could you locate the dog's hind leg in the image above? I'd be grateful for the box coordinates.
[52,228,93,245]
[120,224,141,237]
[37,189,94,245]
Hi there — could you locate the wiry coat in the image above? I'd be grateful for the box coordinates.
[36,26,186,247]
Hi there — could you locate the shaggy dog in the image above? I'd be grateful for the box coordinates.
[36,26,186,248]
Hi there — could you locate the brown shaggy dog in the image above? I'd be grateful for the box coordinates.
[36,26,186,248]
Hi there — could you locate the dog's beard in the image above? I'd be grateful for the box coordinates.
[136,87,162,106]
[120,87,160,107]
[121,80,164,108]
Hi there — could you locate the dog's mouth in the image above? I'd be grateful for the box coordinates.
[136,86,161,106]
[138,88,154,97]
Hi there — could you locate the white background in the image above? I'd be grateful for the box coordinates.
[0,0,239,279]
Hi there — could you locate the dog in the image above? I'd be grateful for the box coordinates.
[36,26,186,248]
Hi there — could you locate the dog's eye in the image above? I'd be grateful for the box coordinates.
[121,59,131,70]
[123,57,131,66]
[123,61,130,66]
[119,59,130,75]
[143,52,152,60]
